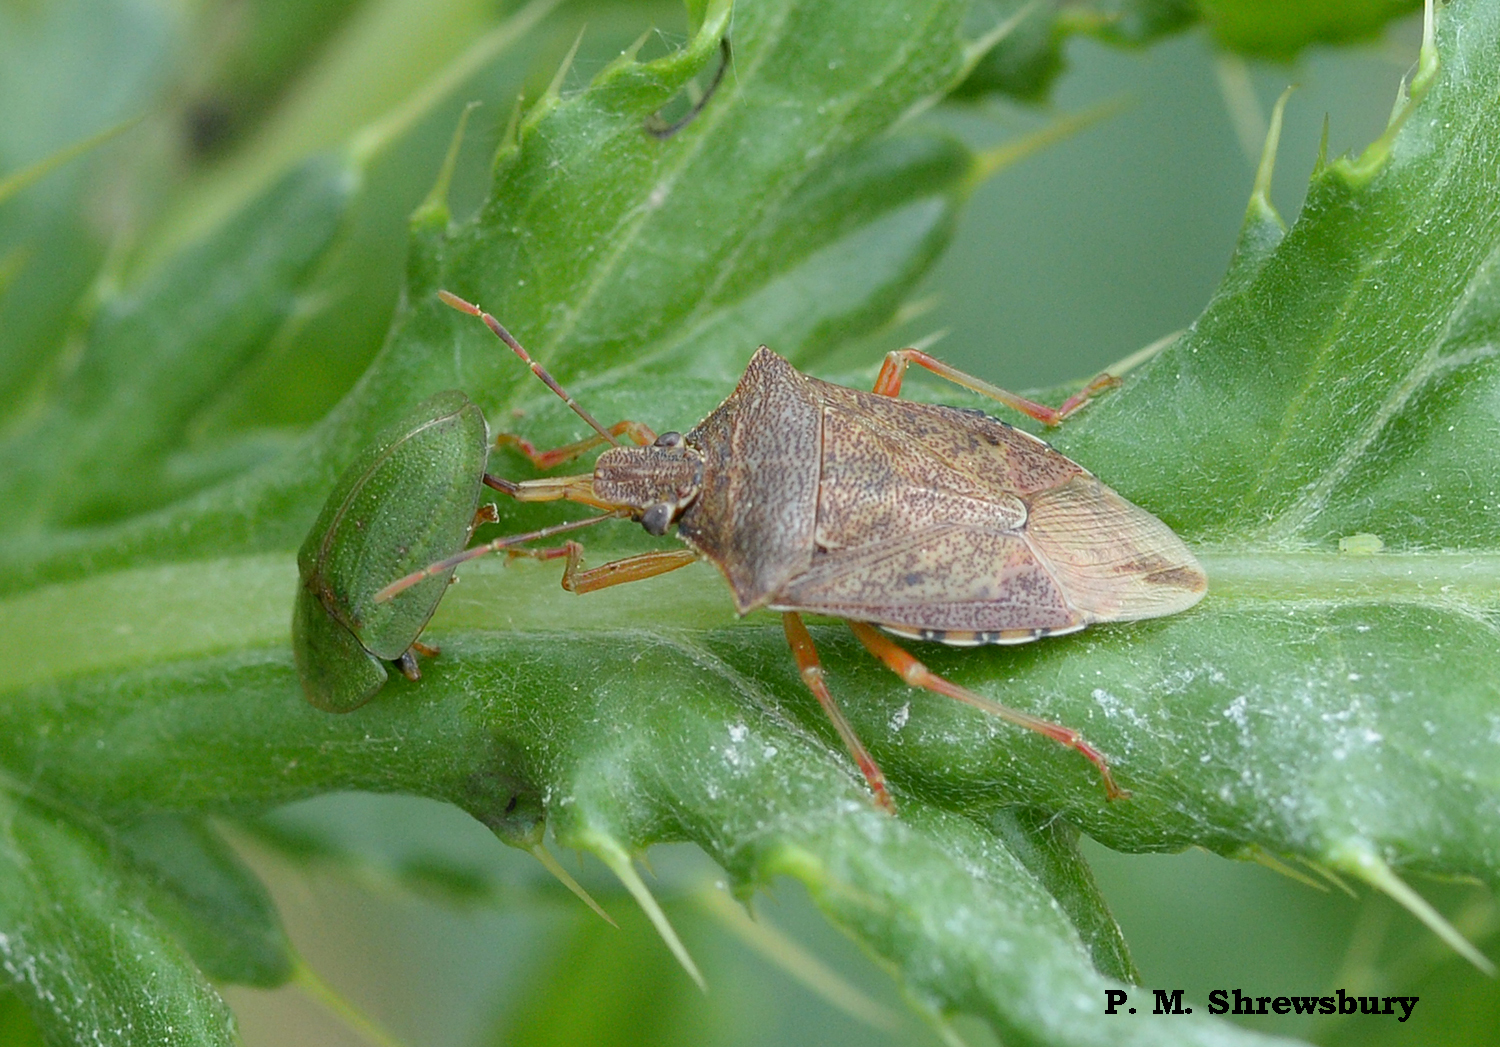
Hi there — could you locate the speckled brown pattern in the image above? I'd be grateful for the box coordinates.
[612,347,1206,638]
[675,348,823,609]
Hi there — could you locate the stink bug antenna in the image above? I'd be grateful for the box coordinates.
[374,510,627,603]
[438,290,620,447]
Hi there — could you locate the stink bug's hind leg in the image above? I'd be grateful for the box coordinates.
[495,420,657,471]
[848,621,1128,801]
[782,612,896,814]
[508,541,700,593]
[873,348,1120,426]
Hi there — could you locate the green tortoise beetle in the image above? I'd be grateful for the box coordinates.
[293,390,500,712]
[376,292,1208,812]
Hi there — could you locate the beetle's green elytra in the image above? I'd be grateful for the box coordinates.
[293,390,490,712]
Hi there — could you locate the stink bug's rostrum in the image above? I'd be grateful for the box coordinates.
[378,291,1208,810]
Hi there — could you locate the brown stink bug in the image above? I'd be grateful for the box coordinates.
[378,291,1208,811]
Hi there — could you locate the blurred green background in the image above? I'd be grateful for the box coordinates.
[6,1,1493,1044]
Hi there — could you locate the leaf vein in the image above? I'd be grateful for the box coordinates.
[1258,216,1500,542]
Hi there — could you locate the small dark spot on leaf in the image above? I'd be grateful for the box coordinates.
[185,98,235,156]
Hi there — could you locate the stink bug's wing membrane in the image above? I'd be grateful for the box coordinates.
[905,398,1206,622]
[771,524,1085,635]
[813,385,1206,626]
[1023,473,1207,622]
[773,480,1206,635]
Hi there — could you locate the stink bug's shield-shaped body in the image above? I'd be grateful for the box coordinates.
[674,349,1204,637]
[294,391,490,712]
[382,294,1208,810]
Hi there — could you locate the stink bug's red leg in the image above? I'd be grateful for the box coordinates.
[374,512,628,603]
[495,420,657,471]
[504,543,575,563]
[848,622,1128,801]
[782,613,896,814]
[873,348,1121,426]
[509,541,699,593]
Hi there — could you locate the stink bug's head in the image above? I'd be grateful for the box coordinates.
[594,430,704,536]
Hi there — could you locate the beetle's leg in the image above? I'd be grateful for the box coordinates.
[495,420,657,470]
[782,613,896,814]
[393,640,443,681]
[509,541,699,593]
[391,640,442,681]
[873,348,1120,427]
[393,648,422,681]
[848,621,1128,801]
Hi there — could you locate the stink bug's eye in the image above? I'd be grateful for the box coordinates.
[641,502,675,536]
[654,431,684,448]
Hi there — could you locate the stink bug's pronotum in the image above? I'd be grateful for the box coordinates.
[293,390,499,712]
[378,292,1208,809]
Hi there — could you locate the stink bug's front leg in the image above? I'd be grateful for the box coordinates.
[483,473,617,511]
[848,622,1128,801]
[873,348,1120,426]
[782,612,896,813]
[563,547,699,593]
[374,512,629,603]
[509,541,699,593]
[495,419,657,471]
